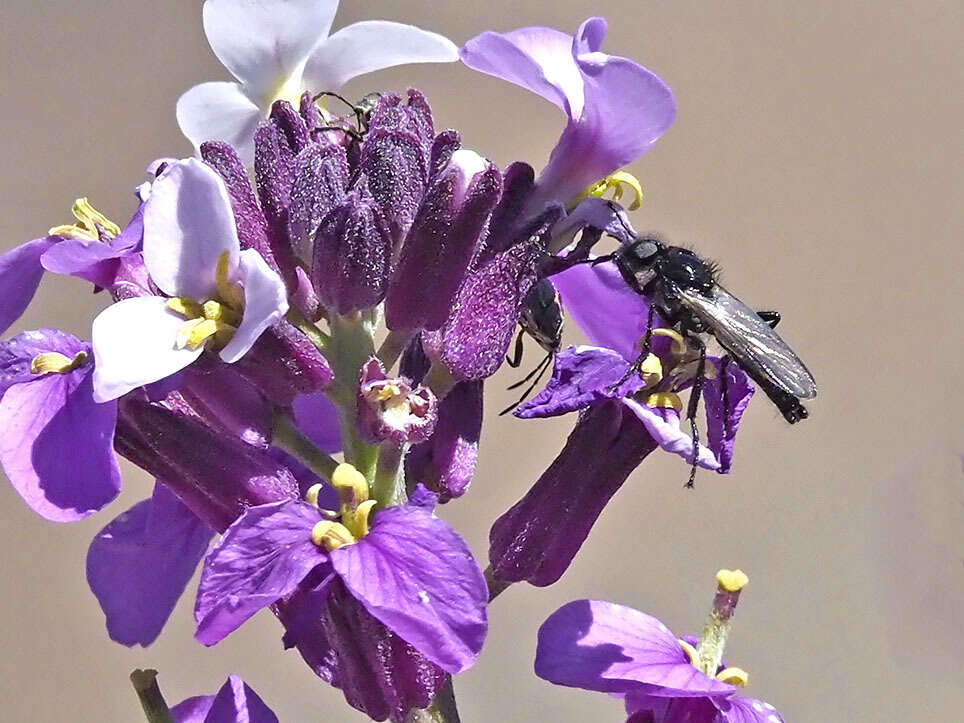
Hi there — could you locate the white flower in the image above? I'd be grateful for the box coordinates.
[176,0,459,164]
[92,159,289,402]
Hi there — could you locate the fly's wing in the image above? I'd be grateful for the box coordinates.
[675,284,817,399]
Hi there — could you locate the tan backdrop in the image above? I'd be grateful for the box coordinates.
[1,1,961,720]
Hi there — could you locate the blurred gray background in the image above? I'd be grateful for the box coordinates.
[1,1,961,720]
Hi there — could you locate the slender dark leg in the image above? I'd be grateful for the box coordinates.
[505,330,525,368]
[684,336,707,488]
[719,355,731,439]
[311,91,365,129]
[499,353,554,416]
[609,305,656,392]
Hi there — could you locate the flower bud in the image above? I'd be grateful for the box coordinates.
[311,187,392,315]
[232,321,333,405]
[287,142,349,263]
[385,150,503,332]
[355,358,437,445]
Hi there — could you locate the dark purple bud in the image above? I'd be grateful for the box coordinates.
[175,366,273,449]
[115,399,299,532]
[287,143,350,262]
[269,99,310,155]
[322,578,446,722]
[356,358,437,445]
[427,208,561,381]
[488,400,657,587]
[311,187,392,314]
[299,91,324,132]
[399,335,431,383]
[232,321,333,405]
[429,130,461,178]
[385,152,503,332]
[360,92,435,239]
[479,161,537,259]
[405,380,482,503]
[254,122,300,288]
[291,266,324,322]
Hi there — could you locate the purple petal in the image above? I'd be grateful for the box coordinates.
[0,328,86,394]
[0,237,57,334]
[171,675,278,723]
[0,361,120,522]
[321,578,446,722]
[195,500,325,645]
[622,399,722,472]
[536,599,733,698]
[553,196,638,246]
[41,206,143,288]
[86,482,213,646]
[516,345,645,418]
[626,694,719,723]
[489,400,657,586]
[552,260,662,362]
[292,392,342,453]
[702,358,755,474]
[331,505,488,673]
[718,696,785,723]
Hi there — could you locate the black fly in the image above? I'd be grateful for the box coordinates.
[499,279,564,416]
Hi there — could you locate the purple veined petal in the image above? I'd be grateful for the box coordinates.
[292,392,342,453]
[536,599,734,699]
[0,361,120,522]
[461,26,585,116]
[0,328,86,395]
[91,296,205,402]
[194,500,326,646]
[202,0,338,99]
[219,249,289,363]
[535,18,676,204]
[143,158,241,300]
[552,196,638,247]
[625,694,720,723]
[86,482,213,646]
[552,260,662,362]
[702,358,755,474]
[0,237,57,334]
[330,505,488,674]
[303,20,458,92]
[717,696,784,723]
[621,398,722,472]
[177,82,263,166]
[516,345,645,419]
[171,675,279,723]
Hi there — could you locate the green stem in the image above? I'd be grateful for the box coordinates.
[376,328,415,371]
[371,442,407,508]
[424,362,456,400]
[286,308,330,351]
[406,677,461,723]
[130,670,174,723]
[272,411,338,482]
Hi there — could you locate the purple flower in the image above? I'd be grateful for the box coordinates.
[177,0,458,165]
[535,591,784,722]
[0,329,120,521]
[171,675,278,723]
[461,17,675,210]
[356,357,437,445]
[91,159,289,402]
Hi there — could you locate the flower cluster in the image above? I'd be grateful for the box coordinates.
[2,2,794,722]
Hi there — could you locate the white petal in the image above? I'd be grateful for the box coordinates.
[176,82,262,166]
[219,249,289,363]
[92,297,204,402]
[202,0,339,97]
[303,20,458,92]
[143,158,240,300]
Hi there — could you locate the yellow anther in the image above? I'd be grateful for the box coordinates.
[216,252,245,311]
[331,463,370,506]
[49,198,120,239]
[645,391,683,413]
[202,300,241,326]
[716,569,749,593]
[305,483,324,507]
[576,171,644,210]
[652,328,688,357]
[166,297,205,319]
[716,667,749,687]
[30,350,89,375]
[345,499,378,539]
[310,520,356,551]
[375,384,403,402]
[638,353,664,388]
[48,224,97,240]
[679,639,700,665]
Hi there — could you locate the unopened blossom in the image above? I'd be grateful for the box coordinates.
[356,357,437,445]
[0,329,120,521]
[177,0,459,164]
[535,571,785,723]
[91,158,289,402]
[170,675,278,723]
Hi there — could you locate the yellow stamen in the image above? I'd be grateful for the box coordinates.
[679,638,700,665]
[30,350,89,375]
[310,520,356,551]
[331,463,370,507]
[375,384,403,402]
[716,569,749,593]
[215,251,245,311]
[576,171,644,210]
[49,198,120,239]
[652,328,688,357]
[638,353,664,388]
[346,499,378,539]
[305,483,324,507]
[202,300,242,326]
[166,297,205,319]
[716,667,749,687]
[645,391,683,413]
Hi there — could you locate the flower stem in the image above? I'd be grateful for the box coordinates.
[406,677,461,723]
[130,669,174,723]
[376,328,415,371]
[272,411,338,481]
[286,308,330,351]
[372,441,407,508]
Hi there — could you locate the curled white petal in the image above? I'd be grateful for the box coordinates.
[143,158,240,300]
[219,249,289,364]
[92,297,204,402]
[176,82,262,166]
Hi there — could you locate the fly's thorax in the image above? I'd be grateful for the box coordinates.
[655,246,716,293]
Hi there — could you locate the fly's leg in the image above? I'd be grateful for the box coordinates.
[719,355,731,438]
[684,334,707,488]
[499,352,555,416]
[505,330,525,368]
[608,305,656,392]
